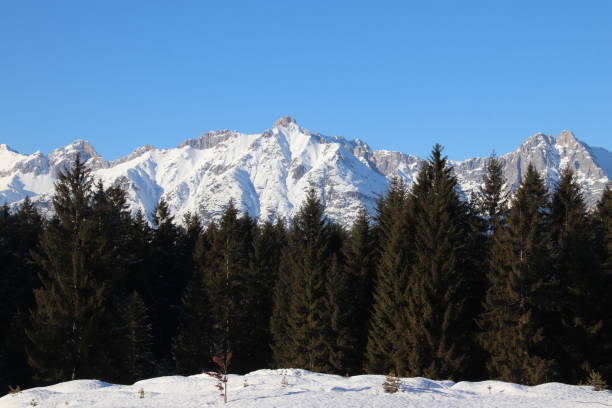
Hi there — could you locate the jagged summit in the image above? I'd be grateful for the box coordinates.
[111,145,154,166]
[272,116,298,129]
[557,130,579,145]
[0,122,609,225]
[73,140,101,156]
[179,129,237,150]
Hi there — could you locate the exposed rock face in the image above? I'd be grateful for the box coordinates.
[0,118,610,225]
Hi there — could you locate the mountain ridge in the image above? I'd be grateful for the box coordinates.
[1,117,610,226]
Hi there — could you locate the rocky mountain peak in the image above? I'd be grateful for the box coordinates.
[73,140,101,158]
[272,116,298,129]
[111,145,154,166]
[48,140,109,172]
[522,132,555,147]
[556,130,579,146]
[179,129,237,150]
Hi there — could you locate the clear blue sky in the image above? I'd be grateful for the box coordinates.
[1,1,611,161]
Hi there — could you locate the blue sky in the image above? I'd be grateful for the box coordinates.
[1,1,611,160]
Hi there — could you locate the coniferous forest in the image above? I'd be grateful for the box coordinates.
[1,146,611,395]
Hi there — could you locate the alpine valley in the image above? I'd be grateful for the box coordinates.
[1,116,610,226]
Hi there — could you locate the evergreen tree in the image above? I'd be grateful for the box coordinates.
[271,188,335,373]
[90,182,139,381]
[270,222,295,368]
[177,211,203,293]
[476,153,508,229]
[342,208,376,373]
[148,198,191,372]
[240,220,286,372]
[116,292,155,383]
[593,185,612,380]
[0,197,42,391]
[90,182,132,290]
[404,144,477,380]
[479,163,557,385]
[365,177,411,375]
[470,153,510,378]
[326,250,358,374]
[599,186,612,274]
[549,168,603,383]
[201,201,255,373]
[27,155,110,383]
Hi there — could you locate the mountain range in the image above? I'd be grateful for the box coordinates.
[1,116,610,226]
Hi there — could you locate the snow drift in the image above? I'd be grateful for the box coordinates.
[1,369,610,408]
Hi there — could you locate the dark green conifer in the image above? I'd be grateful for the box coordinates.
[343,208,376,373]
[404,144,476,380]
[477,153,508,229]
[471,153,510,378]
[271,188,335,373]
[240,220,286,372]
[0,197,42,391]
[26,155,109,383]
[593,185,612,380]
[365,177,412,375]
[201,201,255,373]
[550,168,603,383]
[326,250,358,374]
[148,198,191,371]
[479,163,557,385]
[270,223,295,368]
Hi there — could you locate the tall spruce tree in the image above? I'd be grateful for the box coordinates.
[271,188,336,373]
[148,198,191,372]
[404,144,477,380]
[479,163,558,385]
[201,201,255,373]
[240,220,286,372]
[343,208,376,373]
[365,177,412,375]
[471,153,510,378]
[477,153,508,232]
[90,182,136,381]
[0,197,42,391]
[593,185,612,380]
[326,249,358,374]
[27,155,110,383]
[321,222,359,374]
[598,186,612,275]
[550,168,603,383]
[270,222,295,368]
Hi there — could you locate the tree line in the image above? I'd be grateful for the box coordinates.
[0,145,611,394]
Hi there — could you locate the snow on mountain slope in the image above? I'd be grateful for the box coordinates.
[1,369,610,408]
[0,117,610,226]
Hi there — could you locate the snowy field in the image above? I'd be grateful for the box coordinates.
[1,369,611,408]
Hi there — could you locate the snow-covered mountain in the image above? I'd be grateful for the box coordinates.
[1,117,610,226]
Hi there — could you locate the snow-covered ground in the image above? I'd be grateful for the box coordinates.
[1,369,610,407]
